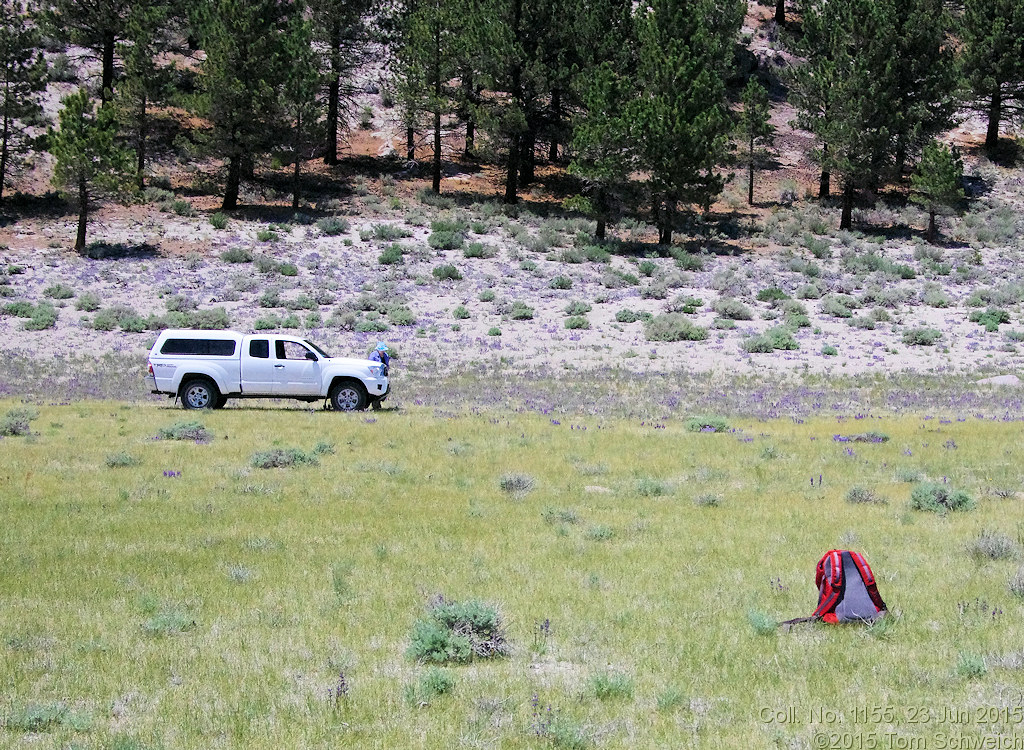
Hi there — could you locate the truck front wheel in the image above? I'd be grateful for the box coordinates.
[329,381,367,411]
[181,378,219,410]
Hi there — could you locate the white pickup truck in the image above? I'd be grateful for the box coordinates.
[145,329,389,411]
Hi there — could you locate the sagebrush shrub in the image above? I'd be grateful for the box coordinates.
[685,416,728,432]
[432,264,462,281]
[910,482,975,513]
[499,472,535,496]
[0,407,38,436]
[644,314,707,342]
[845,486,886,505]
[902,328,942,346]
[317,217,350,236]
[966,530,1018,561]
[156,421,213,442]
[250,448,319,469]
[407,596,511,664]
[713,297,753,320]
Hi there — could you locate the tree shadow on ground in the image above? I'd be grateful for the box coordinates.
[81,241,160,260]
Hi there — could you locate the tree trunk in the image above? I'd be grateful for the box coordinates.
[504,133,520,204]
[431,23,442,194]
[985,87,1002,151]
[223,154,240,210]
[747,133,755,204]
[927,210,936,244]
[595,185,606,240]
[292,112,302,211]
[775,0,785,26]
[101,30,115,103]
[0,108,10,206]
[324,22,341,165]
[76,176,88,251]
[658,196,675,245]
[840,184,853,230]
[241,153,254,180]
[406,126,415,161]
[136,92,147,190]
[462,73,477,158]
[519,126,535,185]
[548,88,560,161]
[818,143,830,198]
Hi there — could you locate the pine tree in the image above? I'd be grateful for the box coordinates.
[910,140,963,243]
[959,0,1024,151]
[309,0,370,166]
[738,77,774,205]
[280,9,322,210]
[790,0,955,229]
[50,89,133,250]
[0,0,48,205]
[41,0,131,102]
[568,62,634,240]
[393,0,468,193]
[115,1,175,189]
[632,0,743,245]
[192,0,294,210]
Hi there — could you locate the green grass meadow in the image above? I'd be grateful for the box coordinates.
[3,401,1024,749]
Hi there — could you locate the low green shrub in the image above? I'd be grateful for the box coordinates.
[432,264,462,281]
[250,448,320,469]
[407,596,511,664]
[564,300,592,316]
[685,416,728,432]
[845,486,886,505]
[156,421,213,442]
[317,217,350,236]
[564,315,590,329]
[549,275,573,290]
[105,451,140,468]
[509,301,534,320]
[0,407,38,436]
[43,283,75,299]
[968,307,1010,332]
[713,297,753,320]
[902,328,942,346]
[644,314,707,342]
[910,482,975,513]
[378,244,404,264]
[452,305,470,320]
[209,212,229,230]
[966,530,1018,561]
[220,247,252,263]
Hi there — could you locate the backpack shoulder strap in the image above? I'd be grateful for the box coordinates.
[812,550,844,618]
[849,550,887,612]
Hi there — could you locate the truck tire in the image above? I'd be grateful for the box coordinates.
[329,381,367,412]
[213,394,229,409]
[181,378,219,410]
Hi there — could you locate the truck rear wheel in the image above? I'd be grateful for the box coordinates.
[181,378,219,410]
[329,381,367,411]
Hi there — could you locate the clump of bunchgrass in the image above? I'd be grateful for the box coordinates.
[250,448,320,469]
[542,507,580,525]
[634,477,671,497]
[105,451,140,468]
[584,524,614,541]
[845,486,887,505]
[499,472,535,497]
[910,482,975,513]
[586,670,634,700]
[966,530,1018,561]
[747,609,778,635]
[956,651,987,679]
[694,493,721,507]
[404,667,456,706]
[142,608,196,637]
[1009,566,1024,598]
[155,421,213,443]
[407,595,511,664]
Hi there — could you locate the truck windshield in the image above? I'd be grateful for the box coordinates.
[305,340,332,358]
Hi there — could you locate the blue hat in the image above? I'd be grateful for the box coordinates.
[376,342,388,351]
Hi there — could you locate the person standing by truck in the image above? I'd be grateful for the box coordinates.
[369,342,390,410]
[369,341,390,371]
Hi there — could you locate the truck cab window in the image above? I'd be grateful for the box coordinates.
[249,339,269,358]
[276,340,315,361]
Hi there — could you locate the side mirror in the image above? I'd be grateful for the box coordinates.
[305,352,318,361]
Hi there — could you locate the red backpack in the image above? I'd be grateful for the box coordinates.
[811,550,887,624]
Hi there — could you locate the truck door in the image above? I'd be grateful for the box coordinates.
[241,337,278,394]
[274,340,321,396]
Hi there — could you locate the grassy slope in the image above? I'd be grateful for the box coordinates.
[2,401,1023,748]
